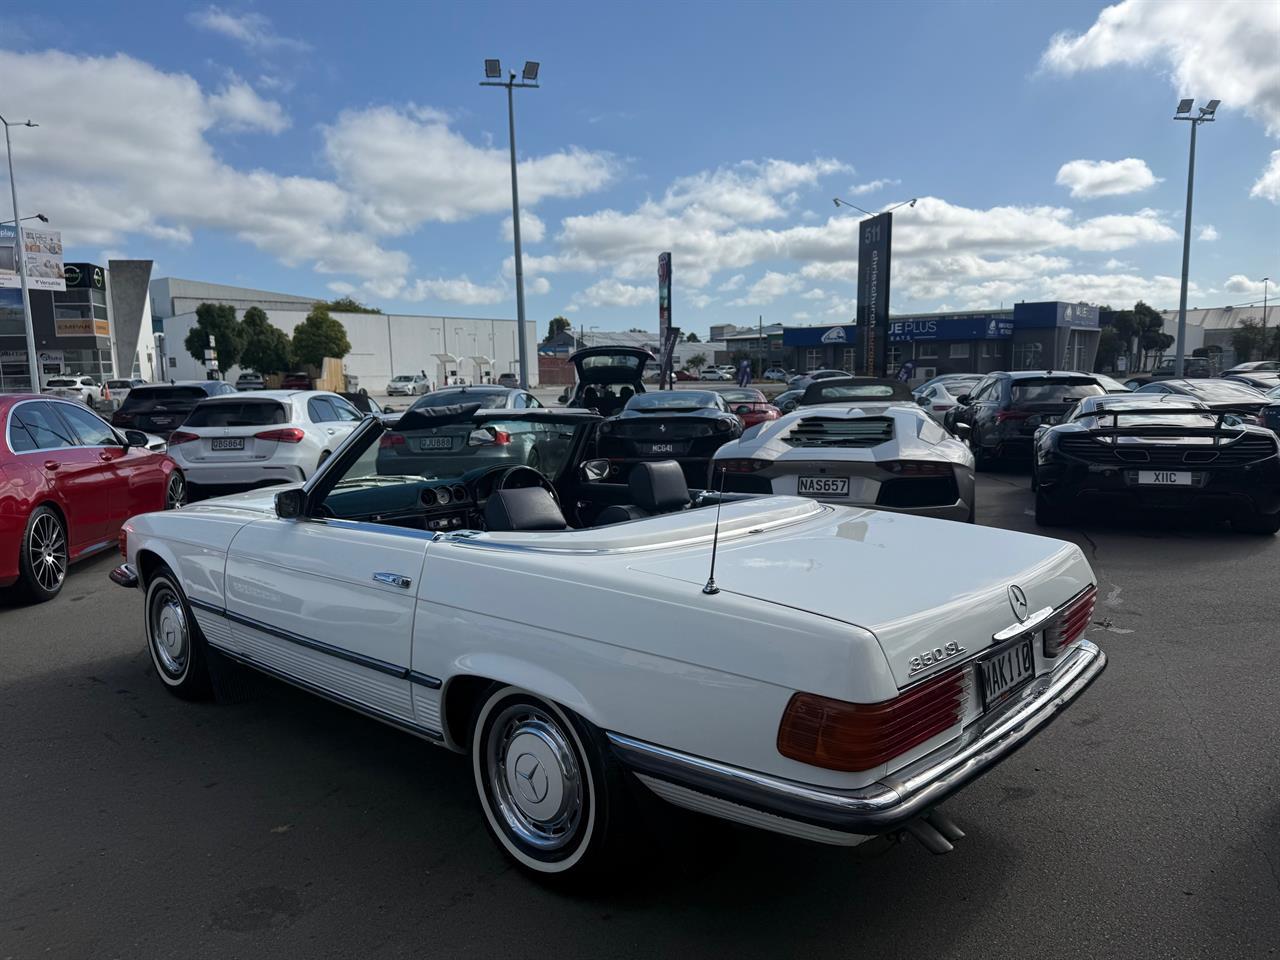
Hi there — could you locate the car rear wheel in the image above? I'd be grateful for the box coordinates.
[165,471,187,510]
[969,430,992,471]
[14,506,67,603]
[144,567,213,700]
[471,686,630,880]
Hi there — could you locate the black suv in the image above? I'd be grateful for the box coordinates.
[110,380,238,437]
[946,371,1104,467]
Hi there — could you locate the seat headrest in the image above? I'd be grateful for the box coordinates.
[484,486,567,532]
[628,460,690,514]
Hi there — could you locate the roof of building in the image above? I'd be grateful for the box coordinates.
[1158,305,1279,330]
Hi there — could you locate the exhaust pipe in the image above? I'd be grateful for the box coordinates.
[903,810,966,855]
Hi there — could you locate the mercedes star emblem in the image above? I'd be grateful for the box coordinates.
[1008,584,1029,622]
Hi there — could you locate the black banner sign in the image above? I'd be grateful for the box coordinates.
[856,213,892,377]
[658,252,672,388]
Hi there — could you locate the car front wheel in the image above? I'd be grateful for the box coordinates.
[144,567,213,700]
[471,686,629,880]
[14,505,67,602]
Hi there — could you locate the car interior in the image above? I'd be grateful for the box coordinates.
[297,405,733,537]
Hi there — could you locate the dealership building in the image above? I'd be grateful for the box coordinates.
[150,278,538,388]
[710,301,1101,380]
[0,259,154,393]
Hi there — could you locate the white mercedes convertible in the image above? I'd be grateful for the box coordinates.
[112,402,1106,879]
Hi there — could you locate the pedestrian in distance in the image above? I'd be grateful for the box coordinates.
[738,357,752,387]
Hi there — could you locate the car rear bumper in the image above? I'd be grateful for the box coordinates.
[609,639,1105,842]
[181,461,307,487]
[1039,459,1280,516]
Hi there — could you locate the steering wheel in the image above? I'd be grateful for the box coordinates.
[495,464,561,507]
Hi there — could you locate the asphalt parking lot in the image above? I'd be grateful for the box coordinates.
[2,466,1278,960]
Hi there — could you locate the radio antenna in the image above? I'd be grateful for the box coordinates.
[702,467,728,595]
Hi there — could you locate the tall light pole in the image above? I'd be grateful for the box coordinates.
[1263,276,1271,360]
[1172,98,1219,377]
[0,212,47,225]
[832,196,917,217]
[2,112,41,393]
[482,59,539,389]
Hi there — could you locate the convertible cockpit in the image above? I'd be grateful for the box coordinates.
[297,402,729,535]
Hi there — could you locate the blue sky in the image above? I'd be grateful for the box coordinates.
[2,1,1277,336]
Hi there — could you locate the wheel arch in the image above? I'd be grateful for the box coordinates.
[133,540,185,589]
[439,658,599,753]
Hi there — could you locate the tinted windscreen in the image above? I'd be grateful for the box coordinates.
[413,390,507,408]
[184,400,288,427]
[118,387,207,411]
[1180,381,1267,401]
[625,391,716,410]
[581,354,643,371]
[1011,380,1104,404]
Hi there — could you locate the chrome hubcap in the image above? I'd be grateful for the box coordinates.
[28,513,66,592]
[166,474,186,509]
[487,704,583,851]
[151,588,189,676]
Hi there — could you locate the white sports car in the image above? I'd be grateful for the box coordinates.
[713,381,977,522]
[110,407,1105,879]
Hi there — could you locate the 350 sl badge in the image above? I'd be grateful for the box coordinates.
[908,641,968,676]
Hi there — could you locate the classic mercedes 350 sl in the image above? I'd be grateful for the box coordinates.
[111,403,1106,879]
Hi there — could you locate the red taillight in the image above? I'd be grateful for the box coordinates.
[880,460,952,476]
[996,410,1033,423]
[167,430,199,445]
[379,432,406,448]
[1044,585,1097,658]
[717,458,770,473]
[255,428,306,443]
[491,430,512,445]
[118,525,129,560]
[777,669,969,772]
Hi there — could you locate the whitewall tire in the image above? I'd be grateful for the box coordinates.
[144,569,212,700]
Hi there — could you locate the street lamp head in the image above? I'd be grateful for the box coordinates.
[832,198,840,208]
[1201,99,1220,117]
[35,213,48,223]
[1175,98,1194,116]
[484,59,502,79]
[908,198,917,208]
[522,61,540,81]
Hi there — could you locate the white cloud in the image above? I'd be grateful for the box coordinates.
[792,311,811,321]
[572,279,651,309]
[1034,272,1200,307]
[849,178,900,196]
[1252,150,1280,203]
[687,293,716,309]
[729,271,803,306]
[189,6,310,52]
[528,277,551,296]
[1055,158,1160,198]
[1104,258,1131,270]
[208,76,289,133]
[717,273,745,292]
[401,276,506,305]
[502,212,545,244]
[801,288,827,300]
[1198,225,1219,241]
[323,105,617,233]
[327,281,356,295]
[1040,0,1280,136]
[1225,275,1269,296]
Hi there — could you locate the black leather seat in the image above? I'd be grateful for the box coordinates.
[484,487,568,531]
[596,460,692,525]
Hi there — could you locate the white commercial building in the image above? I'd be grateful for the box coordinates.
[1158,303,1280,368]
[149,278,538,387]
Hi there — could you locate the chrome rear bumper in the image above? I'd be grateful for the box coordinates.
[609,638,1106,838]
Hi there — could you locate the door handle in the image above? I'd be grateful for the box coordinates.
[99,451,113,461]
[326,428,336,435]
[372,572,413,589]
[44,460,60,471]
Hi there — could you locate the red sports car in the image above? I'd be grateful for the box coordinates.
[1,395,184,602]
[719,387,781,429]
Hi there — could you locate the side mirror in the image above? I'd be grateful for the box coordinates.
[916,395,929,406]
[952,422,972,439]
[467,428,498,447]
[581,458,610,482]
[122,429,150,449]
[956,394,972,405]
[275,488,306,519]
[558,391,570,404]
[735,404,751,415]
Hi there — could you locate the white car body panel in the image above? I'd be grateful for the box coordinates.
[122,482,1096,795]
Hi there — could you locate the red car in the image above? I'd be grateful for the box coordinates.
[1,395,184,602]
[282,372,313,390]
[719,387,781,429]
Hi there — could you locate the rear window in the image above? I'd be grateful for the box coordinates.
[626,391,718,410]
[118,386,208,411]
[184,400,288,427]
[1011,379,1104,404]
[413,390,506,408]
[1180,381,1267,401]
[106,380,133,389]
[581,354,643,370]
[45,378,76,387]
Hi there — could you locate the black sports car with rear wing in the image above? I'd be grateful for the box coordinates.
[1032,394,1280,534]
[594,389,742,486]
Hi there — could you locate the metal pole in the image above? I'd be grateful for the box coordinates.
[506,80,530,389]
[1174,119,1197,378]
[1263,277,1271,360]
[2,118,40,393]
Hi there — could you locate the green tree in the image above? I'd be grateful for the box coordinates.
[292,304,352,367]
[183,302,245,373]
[683,352,708,372]
[319,296,380,314]
[685,331,701,342]
[1095,327,1123,371]
[1229,319,1277,362]
[1133,300,1173,365]
[545,316,572,342]
[240,306,293,375]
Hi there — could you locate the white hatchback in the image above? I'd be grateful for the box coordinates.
[166,390,364,490]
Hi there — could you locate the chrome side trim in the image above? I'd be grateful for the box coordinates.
[372,572,413,589]
[608,639,1106,834]
[109,563,138,588]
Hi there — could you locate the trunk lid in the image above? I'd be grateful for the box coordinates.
[627,507,1093,688]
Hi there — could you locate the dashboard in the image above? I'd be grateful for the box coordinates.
[318,466,540,532]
